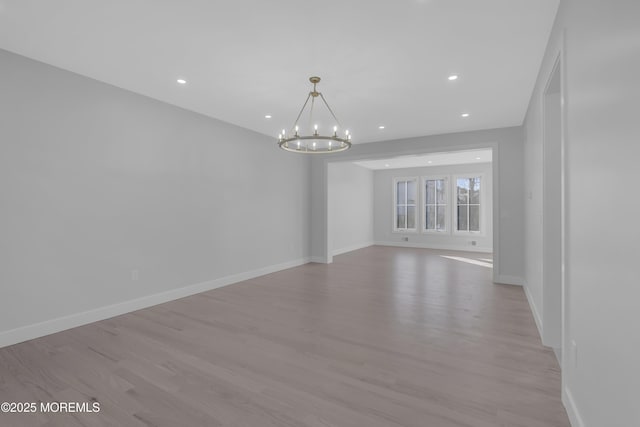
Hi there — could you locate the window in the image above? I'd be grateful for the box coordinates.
[455,176,481,232]
[394,178,417,231]
[424,177,447,232]
[391,173,485,234]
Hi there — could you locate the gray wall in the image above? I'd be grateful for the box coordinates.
[311,126,523,285]
[327,162,374,255]
[0,49,311,345]
[374,163,493,252]
[523,0,640,425]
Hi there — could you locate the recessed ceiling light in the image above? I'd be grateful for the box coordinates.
[461,113,470,118]
[385,163,390,168]
[176,78,187,85]
[264,115,272,119]
[379,125,385,129]
[475,157,481,160]
[448,75,459,81]
[427,160,433,164]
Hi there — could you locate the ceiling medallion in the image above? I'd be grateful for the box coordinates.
[278,76,351,154]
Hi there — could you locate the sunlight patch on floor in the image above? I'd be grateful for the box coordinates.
[441,256,493,268]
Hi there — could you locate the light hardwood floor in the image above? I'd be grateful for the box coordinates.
[0,246,570,427]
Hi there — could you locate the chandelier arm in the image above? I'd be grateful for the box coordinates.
[308,95,316,131]
[291,93,313,131]
[318,93,343,129]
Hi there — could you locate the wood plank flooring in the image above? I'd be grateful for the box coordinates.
[0,246,570,426]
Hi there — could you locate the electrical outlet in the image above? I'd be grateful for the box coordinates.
[402,236,409,242]
[131,269,139,281]
[471,240,477,246]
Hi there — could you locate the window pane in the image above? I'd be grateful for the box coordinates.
[396,206,406,229]
[457,206,468,231]
[437,206,446,230]
[469,177,481,204]
[457,178,468,204]
[407,181,416,204]
[426,206,436,230]
[426,180,435,204]
[407,206,416,229]
[397,181,406,204]
[469,205,480,231]
[436,179,446,204]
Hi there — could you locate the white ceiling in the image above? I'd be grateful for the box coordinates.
[0,0,559,144]
[354,148,492,170]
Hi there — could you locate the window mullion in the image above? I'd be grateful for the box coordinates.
[406,182,409,229]
[466,178,470,232]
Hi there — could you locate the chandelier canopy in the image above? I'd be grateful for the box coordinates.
[278,76,351,154]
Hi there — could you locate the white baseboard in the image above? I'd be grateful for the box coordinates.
[0,257,310,349]
[309,256,328,264]
[563,387,585,427]
[523,282,544,342]
[332,241,374,256]
[374,240,492,253]
[494,274,525,286]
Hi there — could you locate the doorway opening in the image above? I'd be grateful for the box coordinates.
[326,148,494,266]
[542,55,563,355]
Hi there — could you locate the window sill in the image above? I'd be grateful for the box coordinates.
[453,231,485,237]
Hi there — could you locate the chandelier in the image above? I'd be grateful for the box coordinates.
[278,76,351,153]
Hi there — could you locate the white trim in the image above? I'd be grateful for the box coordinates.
[374,241,492,253]
[563,387,585,427]
[541,50,564,352]
[309,256,329,264]
[491,144,500,284]
[391,229,419,234]
[524,281,544,341]
[495,275,525,286]
[0,257,310,349]
[332,241,374,256]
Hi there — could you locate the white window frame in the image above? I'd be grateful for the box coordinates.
[453,173,485,235]
[392,176,418,232]
[422,175,449,233]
